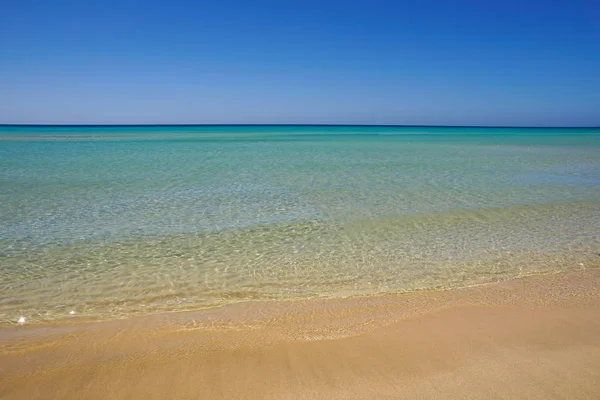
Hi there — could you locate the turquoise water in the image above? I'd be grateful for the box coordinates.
[1,126,599,324]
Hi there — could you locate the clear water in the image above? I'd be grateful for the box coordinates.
[1,126,599,324]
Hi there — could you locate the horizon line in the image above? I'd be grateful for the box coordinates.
[1,124,599,129]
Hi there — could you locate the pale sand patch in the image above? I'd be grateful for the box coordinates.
[1,268,599,399]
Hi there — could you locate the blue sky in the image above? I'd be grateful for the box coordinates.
[1,0,599,125]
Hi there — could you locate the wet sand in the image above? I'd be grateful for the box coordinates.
[1,268,600,399]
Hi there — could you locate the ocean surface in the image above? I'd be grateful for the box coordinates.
[1,125,599,325]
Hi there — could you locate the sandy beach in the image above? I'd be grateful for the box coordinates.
[1,267,599,399]
[3,0,600,398]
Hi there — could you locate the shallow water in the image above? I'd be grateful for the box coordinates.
[1,126,599,324]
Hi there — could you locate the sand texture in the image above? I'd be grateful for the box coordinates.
[1,268,600,399]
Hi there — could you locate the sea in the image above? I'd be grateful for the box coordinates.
[1,125,599,325]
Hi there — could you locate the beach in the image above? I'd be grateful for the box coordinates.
[1,126,599,398]
[4,0,600,396]
[2,267,599,399]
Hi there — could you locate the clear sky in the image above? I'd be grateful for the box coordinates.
[1,0,599,126]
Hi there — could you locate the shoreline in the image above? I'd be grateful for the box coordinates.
[3,247,598,328]
[2,268,600,399]
[0,262,593,330]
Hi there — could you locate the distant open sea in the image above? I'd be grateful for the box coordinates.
[1,125,599,324]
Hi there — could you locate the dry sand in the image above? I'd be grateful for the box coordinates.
[1,268,600,399]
